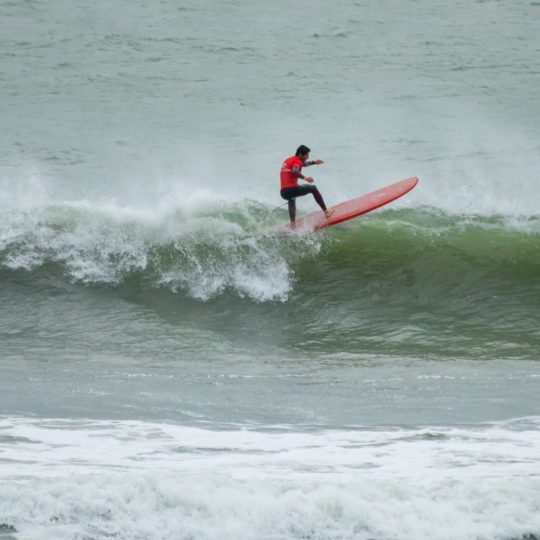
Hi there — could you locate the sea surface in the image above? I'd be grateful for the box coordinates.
[1,1,539,539]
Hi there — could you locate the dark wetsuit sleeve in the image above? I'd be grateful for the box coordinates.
[291,164,304,179]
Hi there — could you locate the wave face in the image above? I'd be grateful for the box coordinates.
[2,193,539,361]
[2,193,538,298]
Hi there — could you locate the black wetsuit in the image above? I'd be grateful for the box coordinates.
[280,185,326,210]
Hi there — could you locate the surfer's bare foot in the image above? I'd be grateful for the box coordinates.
[324,209,334,219]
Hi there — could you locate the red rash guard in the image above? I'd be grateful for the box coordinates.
[280,156,304,190]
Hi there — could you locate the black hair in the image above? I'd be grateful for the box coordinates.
[295,145,311,157]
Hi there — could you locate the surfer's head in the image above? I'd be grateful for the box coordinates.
[295,145,311,161]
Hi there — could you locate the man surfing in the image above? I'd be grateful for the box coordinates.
[280,145,334,224]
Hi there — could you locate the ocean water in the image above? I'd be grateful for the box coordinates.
[1,1,540,539]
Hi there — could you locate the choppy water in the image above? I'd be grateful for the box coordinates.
[1,1,539,539]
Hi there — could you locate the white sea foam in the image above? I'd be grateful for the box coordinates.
[0,179,309,300]
[1,417,539,540]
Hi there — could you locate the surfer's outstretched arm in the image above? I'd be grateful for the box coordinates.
[303,159,324,167]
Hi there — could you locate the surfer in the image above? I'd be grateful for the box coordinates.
[280,145,334,223]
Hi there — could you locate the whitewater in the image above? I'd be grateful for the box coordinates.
[1,1,539,539]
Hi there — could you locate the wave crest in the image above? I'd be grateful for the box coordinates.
[1,196,538,303]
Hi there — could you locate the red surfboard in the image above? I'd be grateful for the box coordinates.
[289,176,419,231]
